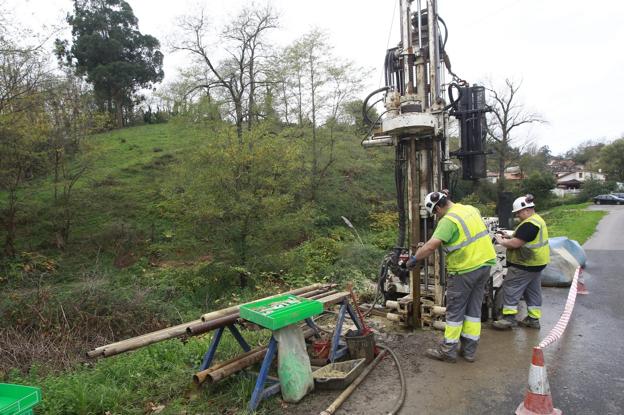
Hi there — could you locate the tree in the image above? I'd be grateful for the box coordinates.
[519,144,551,176]
[487,79,545,196]
[599,138,624,181]
[46,73,101,248]
[520,172,556,203]
[0,35,48,257]
[173,5,278,143]
[565,139,605,169]
[56,0,164,128]
[283,30,366,201]
[170,123,314,278]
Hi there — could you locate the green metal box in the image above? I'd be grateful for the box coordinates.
[239,294,323,330]
[0,384,41,415]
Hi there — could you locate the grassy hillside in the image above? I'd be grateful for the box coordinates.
[6,122,207,267]
[1,119,399,414]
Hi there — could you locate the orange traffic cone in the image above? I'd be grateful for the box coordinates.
[577,268,589,295]
[516,347,562,415]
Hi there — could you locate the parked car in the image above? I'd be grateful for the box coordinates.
[611,192,624,199]
[593,194,624,205]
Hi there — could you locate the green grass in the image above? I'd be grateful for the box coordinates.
[7,329,280,415]
[3,121,209,267]
[541,202,607,244]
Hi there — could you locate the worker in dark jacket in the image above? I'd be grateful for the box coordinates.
[407,190,496,363]
[493,194,550,330]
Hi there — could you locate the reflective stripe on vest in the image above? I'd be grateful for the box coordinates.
[524,217,548,248]
[443,212,490,254]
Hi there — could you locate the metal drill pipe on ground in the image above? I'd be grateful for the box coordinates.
[193,346,265,385]
[87,283,331,358]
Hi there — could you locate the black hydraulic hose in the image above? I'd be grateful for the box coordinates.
[444,82,463,111]
[361,109,391,145]
[377,344,406,415]
[362,86,389,126]
[367,97,384,114]
[437,15,448,51]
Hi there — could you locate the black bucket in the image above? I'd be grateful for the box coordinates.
[345,330,375,363]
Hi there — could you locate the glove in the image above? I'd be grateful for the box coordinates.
[406,256,419,269]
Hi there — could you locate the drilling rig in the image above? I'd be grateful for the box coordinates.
[362,0,490,328]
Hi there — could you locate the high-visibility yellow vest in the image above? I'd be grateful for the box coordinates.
[442,204,497,273]
[507,213,550,266]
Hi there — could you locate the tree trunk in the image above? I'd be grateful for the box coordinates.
[281,82,290,124]
[297,76,303,127]
[234,100,244,144]
[247,58,255,131]
[310,63,318,201]
[113,92,124,129]
[3,191,17,257]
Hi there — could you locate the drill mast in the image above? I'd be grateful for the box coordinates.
[362,0,488,328]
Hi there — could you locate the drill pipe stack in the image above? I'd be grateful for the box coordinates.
[87,283,335,358]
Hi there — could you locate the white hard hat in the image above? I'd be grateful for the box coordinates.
[512,194,535,213]
[424,191,448,216]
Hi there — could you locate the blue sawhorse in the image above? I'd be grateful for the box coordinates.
[199,324,251,371]
[328,298,364,362]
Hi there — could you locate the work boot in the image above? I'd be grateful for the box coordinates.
[518,316,541,329]
[459,349,476,363]
[492,315,517,330]
[459,338,478,362]
[425,347,457,363]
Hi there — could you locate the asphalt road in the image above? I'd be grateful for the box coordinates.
[286,205,624,415]
[398,204,624,415]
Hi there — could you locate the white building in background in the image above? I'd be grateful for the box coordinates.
[552,169,606,197]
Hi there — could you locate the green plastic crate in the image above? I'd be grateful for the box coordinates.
[240,294,323,330]
[0,384,41,415]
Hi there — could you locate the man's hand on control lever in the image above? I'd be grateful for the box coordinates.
[406,256,419,269]
[406,242,425,269]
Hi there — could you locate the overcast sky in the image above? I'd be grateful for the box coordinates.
[7,0,624,154]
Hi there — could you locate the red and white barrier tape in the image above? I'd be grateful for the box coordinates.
[538,267,581,349]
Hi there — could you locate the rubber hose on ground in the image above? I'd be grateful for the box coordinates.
[377,344,406,415]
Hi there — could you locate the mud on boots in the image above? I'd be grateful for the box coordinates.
[493,195,550,331]
[407,190,497,363]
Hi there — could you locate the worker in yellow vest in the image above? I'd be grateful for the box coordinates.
[493,195,550,330]
[407,190,496,363]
